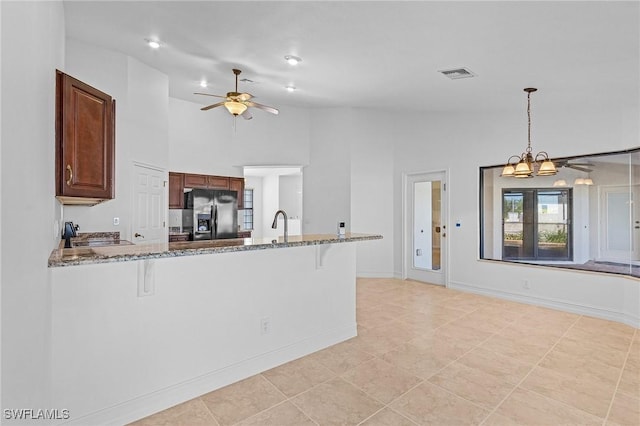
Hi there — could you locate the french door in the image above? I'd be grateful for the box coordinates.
[502,188,572,261]
[404,171,447,285]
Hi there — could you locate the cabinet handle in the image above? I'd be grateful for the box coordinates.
[66,164,73,186]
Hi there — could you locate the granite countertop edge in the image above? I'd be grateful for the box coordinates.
[48,233,383,268]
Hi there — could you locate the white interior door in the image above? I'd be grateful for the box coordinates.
[404,171,447,285]
[599,185,640,262]
[132,162,166,244]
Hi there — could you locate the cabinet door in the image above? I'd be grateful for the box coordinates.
[229,177,245,209]
[56,70,115,200]
[208,176,230,190]
[168,172,184,209]
[184,174,209,189]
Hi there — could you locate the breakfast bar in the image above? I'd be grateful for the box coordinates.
[48,233,381,425]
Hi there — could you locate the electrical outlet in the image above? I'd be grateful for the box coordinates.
[523,280,530,290]
[260,317,271,335]
[113,217,120,226]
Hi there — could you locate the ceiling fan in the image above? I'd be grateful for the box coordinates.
[194,69,279,120]
[555,160,594,173]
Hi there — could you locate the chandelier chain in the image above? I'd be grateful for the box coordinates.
[526,91,532,153]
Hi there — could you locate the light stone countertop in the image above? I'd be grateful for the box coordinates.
[48,233,383,267]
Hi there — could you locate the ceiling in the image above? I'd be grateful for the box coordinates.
[63,1,639,114]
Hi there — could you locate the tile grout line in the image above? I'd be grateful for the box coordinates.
[256,373,322,426]
[369,308,519,418]
[411,311,528,418]
[194,396,223,426]
[477,313,585,426]
[602,327,637,426]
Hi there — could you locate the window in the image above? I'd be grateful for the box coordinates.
[480,147,640,277]
[503,188,572,261]
[243,188,254,230]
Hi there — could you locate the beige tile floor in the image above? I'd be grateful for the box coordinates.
[131,278,639,426]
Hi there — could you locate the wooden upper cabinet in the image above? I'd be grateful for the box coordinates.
[208,175,230,190]
[176,173,241,207]
[56,70,115,204]
[183,173,230,190]
[229,177,245,209]
[168,172,184,209]
[183,173,209,189]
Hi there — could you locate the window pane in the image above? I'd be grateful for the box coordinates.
[242,189,254,230]
[537,190,570,259]
[503,192,524,259]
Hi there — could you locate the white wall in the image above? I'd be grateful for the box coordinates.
[168,97,310,176]
[304,108,353,235]
[262,174,280,239]
[279,174,303,219]
[349,109,395,277]
[62,39,170,240]
[393,105,640,326]
[1,0,65,417]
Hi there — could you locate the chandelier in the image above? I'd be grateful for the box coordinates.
[501,88,557,178]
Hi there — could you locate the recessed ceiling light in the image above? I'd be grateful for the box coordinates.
[285,85,296,92]
[284,55,302,65]
[146,39,161,49]
[200,80,208,88]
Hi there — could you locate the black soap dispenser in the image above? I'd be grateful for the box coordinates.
[62,222,77,248]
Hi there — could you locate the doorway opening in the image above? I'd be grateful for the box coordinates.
[404,171,447,285]
[242,166,303,239]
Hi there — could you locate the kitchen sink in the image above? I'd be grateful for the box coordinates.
[72,239,134,247]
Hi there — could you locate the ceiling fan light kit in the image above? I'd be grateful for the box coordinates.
[195,68,279,120]
[224,101,247,116]
[501,88,557,178]
[574,177,594,185]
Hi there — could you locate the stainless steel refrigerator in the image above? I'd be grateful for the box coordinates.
[185,189,238,240]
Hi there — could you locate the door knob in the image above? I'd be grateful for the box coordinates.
[135,233,144,238]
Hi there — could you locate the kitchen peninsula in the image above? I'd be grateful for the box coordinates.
[48,233,382,425]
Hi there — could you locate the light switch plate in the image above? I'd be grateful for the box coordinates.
[113,217,120,226]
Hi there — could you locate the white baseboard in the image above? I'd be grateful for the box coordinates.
[61,323,357,426]
[448,280,640,329]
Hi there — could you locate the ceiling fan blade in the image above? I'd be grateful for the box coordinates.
[201,101,225,111]
[194,92,226,99]
[567,165,593,173]
[246,101,279,115]
[241,109,253,120]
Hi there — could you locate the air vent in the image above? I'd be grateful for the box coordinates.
[438,67,476,80]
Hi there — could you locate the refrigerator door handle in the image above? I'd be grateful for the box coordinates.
[212,204,218,239]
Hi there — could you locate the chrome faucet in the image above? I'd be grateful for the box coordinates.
[271,210,288,241]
